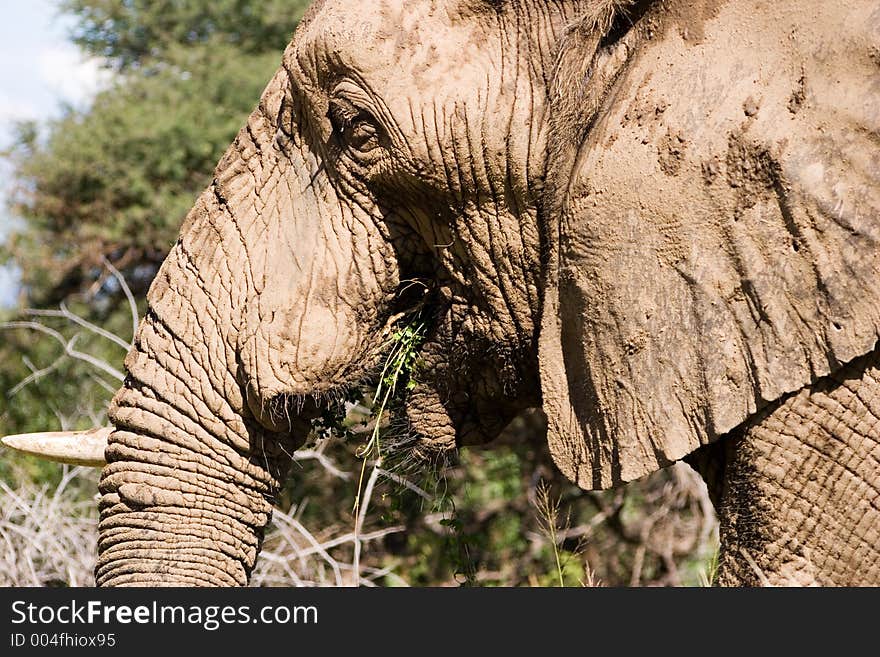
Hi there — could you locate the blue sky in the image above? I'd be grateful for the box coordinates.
[0,0,110,307]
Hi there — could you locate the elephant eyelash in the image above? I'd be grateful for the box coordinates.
[328,100,359,132]
[328,99,382,152]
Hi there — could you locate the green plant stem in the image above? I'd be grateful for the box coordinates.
[351,319,425,580]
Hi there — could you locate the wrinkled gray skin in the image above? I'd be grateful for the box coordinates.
[98,0,880,586]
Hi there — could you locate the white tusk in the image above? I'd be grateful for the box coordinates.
[1,427,111,467]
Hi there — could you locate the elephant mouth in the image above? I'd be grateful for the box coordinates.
[258,264,537,468]
[263,346,452,471]
[260,279,452,465]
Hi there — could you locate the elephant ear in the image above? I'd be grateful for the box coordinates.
[539,0,880,490]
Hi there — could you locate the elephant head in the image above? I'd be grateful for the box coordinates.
[4,0,879,586]
[89,0,599,586]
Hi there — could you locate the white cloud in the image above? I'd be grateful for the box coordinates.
[38,45,112,107]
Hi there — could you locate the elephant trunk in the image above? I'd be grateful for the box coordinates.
[97,367,306,586]
[96,226,309,586]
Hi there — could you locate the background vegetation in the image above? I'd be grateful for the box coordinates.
[0,0,717,587]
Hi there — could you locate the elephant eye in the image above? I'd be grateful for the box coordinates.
[327,99,381,153]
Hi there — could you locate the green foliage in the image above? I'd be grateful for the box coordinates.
[3,0,309,305]
[62,0,308,71]
[0,295,134,486]
[361,320,426,460]
[351,318,425,567]
[4,44,283,303]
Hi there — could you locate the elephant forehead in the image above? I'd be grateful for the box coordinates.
[290,0,492,86]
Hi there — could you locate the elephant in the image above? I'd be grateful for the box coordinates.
[3,0,879,586]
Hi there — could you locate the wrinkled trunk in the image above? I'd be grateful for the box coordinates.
[97,213,309,585]
[97,66,399,586]
[97,303,308,586]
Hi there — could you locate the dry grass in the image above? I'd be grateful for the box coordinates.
[251,441,411,587]
[0,466,99,587]
[0,446,410,588]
